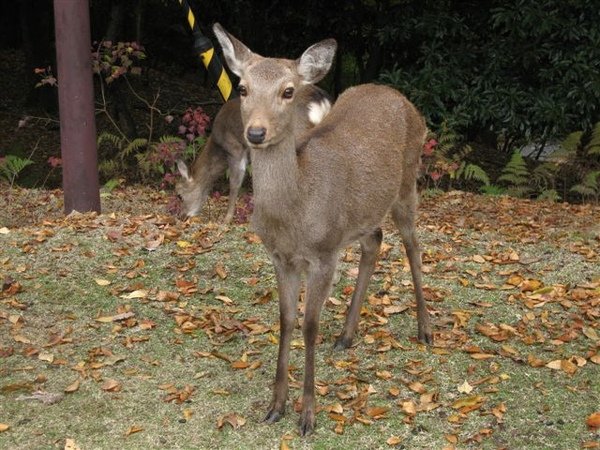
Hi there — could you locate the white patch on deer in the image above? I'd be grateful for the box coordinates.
[307,99,331,125]
[239,154,248,173]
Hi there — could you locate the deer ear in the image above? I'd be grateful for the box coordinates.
[176,160,192,182]
[213,23,255,77]
[297,39,337,84]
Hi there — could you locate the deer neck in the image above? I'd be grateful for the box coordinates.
[250,134,302,225]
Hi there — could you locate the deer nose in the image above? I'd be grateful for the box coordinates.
[247,127,266,144]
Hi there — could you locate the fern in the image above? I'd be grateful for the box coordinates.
[570,170,600,200]
[0,155,34,184]
[537,189,561,202]
[120,138,148,160]
[480,184,506,196]
[588,121,600,155]
[456,162,490,186]
[97,132,123,149]
[498,151,529,185]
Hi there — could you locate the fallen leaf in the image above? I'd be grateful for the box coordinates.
[101,379,122,392]
[120,290,147,299]
[38,352,54,363]
[583,327,599,342]
[94,279,111,286]
[214,262,227,279]
[64,379,80,393]
[366,406,390,419]
[64,438,81,450]
[458,380,474,394]
[587,412,600,429]
[0,423,9,432]
[125,425,144,436]
[408,381,427,394]
[452,395,485,410]
[0,227,10,234]
[216,413,246,430]
[400,400,417,416]
[387,436,402,446]
[13,335,32,344]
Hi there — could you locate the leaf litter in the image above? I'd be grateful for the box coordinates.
[0,188,599,449]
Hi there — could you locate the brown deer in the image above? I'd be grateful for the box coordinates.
[212,23,433,436]
[176,86,331,223]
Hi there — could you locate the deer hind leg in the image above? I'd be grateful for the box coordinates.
[334,228,382,350]
[390,188,433,344]
[223,150,248,223]
[264,257,302,424]
[300,256,337,436]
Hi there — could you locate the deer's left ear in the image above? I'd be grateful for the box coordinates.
[213,23,256,78]
[176,159,192,181]
[296,39,337,84]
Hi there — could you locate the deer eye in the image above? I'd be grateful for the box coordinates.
[282,87,294,99]
[238,85,248,97]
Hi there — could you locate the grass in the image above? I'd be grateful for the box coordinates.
[1,188,599,449]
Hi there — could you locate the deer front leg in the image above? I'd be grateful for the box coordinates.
[334,229,382,350]
[264,259,301,424]
[300,258,337,436]
[223,150,248,224]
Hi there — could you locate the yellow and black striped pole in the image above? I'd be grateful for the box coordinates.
[177,0,236,101]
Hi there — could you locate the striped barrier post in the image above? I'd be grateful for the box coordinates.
[177,0,236,101]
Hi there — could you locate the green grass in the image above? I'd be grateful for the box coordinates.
[1,190,599,449]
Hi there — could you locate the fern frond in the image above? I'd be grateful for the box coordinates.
[560,131,583,155]
[461,163,490,186]
[120,138,148,159]
[97,132,123,149]
[537,189,560,202]
[498,151,529,186]
[587,121,600,150]
[505,185,531,198]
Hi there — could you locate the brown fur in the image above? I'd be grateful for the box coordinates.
[213,23,432,436]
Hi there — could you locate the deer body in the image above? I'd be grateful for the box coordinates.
[213,23,432,436]
[176,86,331,223]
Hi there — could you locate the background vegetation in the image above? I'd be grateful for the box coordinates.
[1,0,599,202]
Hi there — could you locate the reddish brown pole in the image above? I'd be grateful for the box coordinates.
[53,0,100,214]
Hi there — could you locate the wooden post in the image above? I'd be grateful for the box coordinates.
[53,0,100,214]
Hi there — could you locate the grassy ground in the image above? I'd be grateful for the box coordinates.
[1,187,599,449]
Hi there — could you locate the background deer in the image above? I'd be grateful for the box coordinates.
[176,86,331,223]
[212,23,432,436]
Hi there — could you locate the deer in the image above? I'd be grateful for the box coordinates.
[212,23,433,436]
[175,86,332,223]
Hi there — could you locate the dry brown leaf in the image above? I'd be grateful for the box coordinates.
[64,379,80,393]
[470,353,495,360]
[216,413,246,430]
[587,412,600,429]
[101,379,122,392]
[366,406,390,419]
[387,436,402,446]
[400,400,417,416]
[125,425,144,436]
[408,381,427,394]
[0,423,9,432]
[64,438,81,450]
[452,395,485,410]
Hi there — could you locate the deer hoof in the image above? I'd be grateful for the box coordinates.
[263,407,284,424]
[333,336,353,351]
[299,410,315,436]
[418,328,433,345]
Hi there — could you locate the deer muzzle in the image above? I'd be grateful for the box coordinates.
[247,126,267,145]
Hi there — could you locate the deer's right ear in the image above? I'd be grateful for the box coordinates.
[176,160,192,182]
[213,23,254,77]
